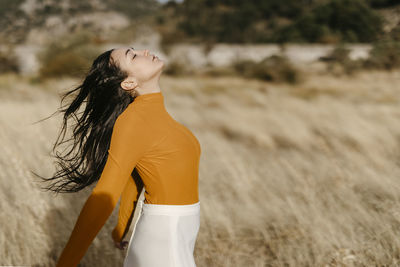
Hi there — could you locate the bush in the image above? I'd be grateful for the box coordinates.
[275,0,383,43]
[363,40,400,70]
[367,0,399,8]
[163,60,193,76]
[0,50,19,74]
[389,26,400,42]
[323,43,363,75]
[233,55,300,84]
[38,31,103,79]
[0,0,24,17]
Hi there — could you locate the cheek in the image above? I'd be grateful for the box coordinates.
[135,60,157,78]
[122,61,135,75]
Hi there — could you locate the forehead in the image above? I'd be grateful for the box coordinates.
[111,47,130,61]
[111,47,133,69]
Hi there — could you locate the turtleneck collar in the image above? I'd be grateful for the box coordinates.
[133,91,164,104]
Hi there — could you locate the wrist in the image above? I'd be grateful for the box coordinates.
[111,228,122,243]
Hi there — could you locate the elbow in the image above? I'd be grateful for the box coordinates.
[89,191,118,216]
[91,185,120,208]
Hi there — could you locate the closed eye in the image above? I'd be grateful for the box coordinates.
[132,54,136,60]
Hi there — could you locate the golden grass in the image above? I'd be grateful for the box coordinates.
[1,69,400,266]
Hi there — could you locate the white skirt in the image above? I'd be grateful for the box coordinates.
[123,199,201,267]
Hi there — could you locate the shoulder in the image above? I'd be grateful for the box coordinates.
[115,105,146,128]
[109,104,156,155]
[111,106,152,141]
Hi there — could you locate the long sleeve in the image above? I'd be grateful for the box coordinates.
[56,112,152,267]
[111,169,144,243]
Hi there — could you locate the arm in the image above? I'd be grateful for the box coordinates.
[56,113,151,267]
[111,169,144,244]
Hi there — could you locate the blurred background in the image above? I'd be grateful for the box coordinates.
[1,0,400,266]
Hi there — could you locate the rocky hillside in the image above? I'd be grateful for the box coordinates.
[0,0,160,45]
[2,0,400,46]
[2,0,400,77]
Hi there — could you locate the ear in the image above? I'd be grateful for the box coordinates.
[120,76,138,91]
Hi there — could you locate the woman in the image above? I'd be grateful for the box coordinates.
[37,46,201,266]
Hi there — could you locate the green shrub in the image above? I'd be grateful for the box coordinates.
[389,26,400,42]
[367,0,398,8]
[163,60,192,76]
[324,43,363,75]
[275,0,383,43]
[233,55,300,84]
[0,0,24,17]
[327,44,351,63]
[0,50,18,74]
[363,40,400,70]
[38,31,103,79]
[202,65,236,77]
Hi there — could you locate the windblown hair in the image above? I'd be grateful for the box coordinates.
[32,48,136,194]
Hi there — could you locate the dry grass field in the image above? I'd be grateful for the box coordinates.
[1,68,400,266]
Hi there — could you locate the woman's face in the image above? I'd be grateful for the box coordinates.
[110,46,164,90]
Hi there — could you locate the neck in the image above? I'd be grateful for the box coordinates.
[135,75,161,96]
[133,90,164,103]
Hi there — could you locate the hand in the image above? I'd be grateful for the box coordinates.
[114,240,129,250]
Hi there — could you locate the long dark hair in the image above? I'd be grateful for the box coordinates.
[32,48,135,195]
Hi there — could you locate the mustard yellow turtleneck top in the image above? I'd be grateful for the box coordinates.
[56,91,201,266]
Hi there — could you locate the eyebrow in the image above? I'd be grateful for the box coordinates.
[125,47,135,58]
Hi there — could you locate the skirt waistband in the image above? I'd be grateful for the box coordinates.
[140,199,200,216]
